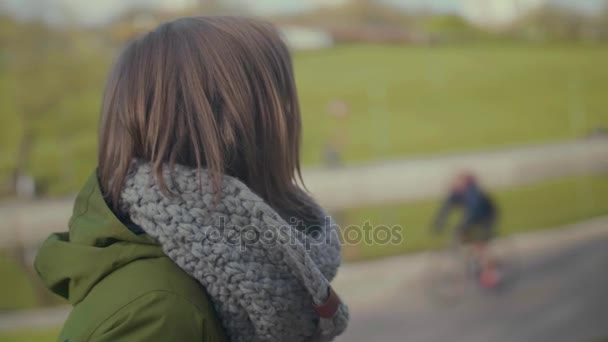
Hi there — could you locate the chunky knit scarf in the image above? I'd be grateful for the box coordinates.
[119,161,349,342]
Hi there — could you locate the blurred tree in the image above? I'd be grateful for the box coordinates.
[109,9,160,43]
[0,17,109,197]
[598,0,608,40]
[1,19,51,196]
[270,0,415,29]
[418,14,489,42]
[199,0,220,12]
[514,4,591,41]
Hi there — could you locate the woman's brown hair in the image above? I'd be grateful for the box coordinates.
[99,17,315,221]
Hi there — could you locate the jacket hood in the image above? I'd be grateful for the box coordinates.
[34,172,164,305]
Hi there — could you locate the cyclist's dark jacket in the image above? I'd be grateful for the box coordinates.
[434,183,496,232]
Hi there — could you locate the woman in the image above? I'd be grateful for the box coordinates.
[35,17,348,342]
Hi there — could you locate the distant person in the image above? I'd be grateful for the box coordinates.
[323,142,343,168]
[34,17,348,342]
[588,126,608,138]
[432,172,499,287]
[323,99,349,168]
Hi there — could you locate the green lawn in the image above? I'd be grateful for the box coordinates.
[1,44,607,196]
[341,173,608,260]
[0,253,38,311]
[296,44,608,165]
[0,328,59,342]
[0,251,65,312]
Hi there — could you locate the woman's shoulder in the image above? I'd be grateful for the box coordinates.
[59,256,227,342]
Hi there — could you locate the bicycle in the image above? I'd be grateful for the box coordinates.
[426,232,520,304]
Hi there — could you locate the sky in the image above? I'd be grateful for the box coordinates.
[1,0,605,26]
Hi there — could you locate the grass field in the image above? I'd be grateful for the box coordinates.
[1,44,607,195]
[296,44,608,164]
[0,253,38,312]
[0,328,59,342]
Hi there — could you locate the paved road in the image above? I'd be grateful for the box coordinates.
[335,219,608,342]
[307,137,608,210]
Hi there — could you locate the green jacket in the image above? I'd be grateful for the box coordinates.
[34,173,227,342]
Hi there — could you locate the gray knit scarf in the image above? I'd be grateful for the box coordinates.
[119,161,349,342]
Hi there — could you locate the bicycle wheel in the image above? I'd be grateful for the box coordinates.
[486,235,521,293]
[426,245,473,304]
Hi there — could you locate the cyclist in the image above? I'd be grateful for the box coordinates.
[432,172,500,288]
